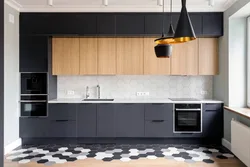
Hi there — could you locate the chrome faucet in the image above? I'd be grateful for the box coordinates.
[86,86,90,99]
[97,85,100,99]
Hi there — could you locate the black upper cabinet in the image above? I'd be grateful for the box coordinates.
[116,14,145,36]
[76,14,97,35]
[20,36,48,72]
[202,13,223,36]
[97,14,115,35]
[189,14,202,36]
[20,12,223,37]
[20,13,97,35]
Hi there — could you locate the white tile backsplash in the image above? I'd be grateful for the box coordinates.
[57,76,213,99]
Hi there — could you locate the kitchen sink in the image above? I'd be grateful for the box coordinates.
[83,99,114,101]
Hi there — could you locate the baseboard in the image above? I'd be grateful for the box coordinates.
[4,138,22,155]
[222,138,231,151]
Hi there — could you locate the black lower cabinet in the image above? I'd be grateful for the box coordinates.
[115,104,144,137]
[97,104,115,137]
[144,104,173,137]
[20,118,49,138]
[145,120,170,137]
[77,104,97,137]
[48,104,77,121]
[202,104,223,138]
[48,120,76,137]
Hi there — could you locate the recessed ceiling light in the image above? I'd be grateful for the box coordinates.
[48,0,53,6]
[157,0,163,6]
[103,0,108,6]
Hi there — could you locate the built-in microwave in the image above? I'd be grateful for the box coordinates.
[21,73,47,95]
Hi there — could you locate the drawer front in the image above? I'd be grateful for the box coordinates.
[49,104,77,120]
[145,104,173,120]
[145,120,172,137]
[204,103,222,111]
[49,120,77,137]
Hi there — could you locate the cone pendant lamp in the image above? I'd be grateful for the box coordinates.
[154,0,173,58]
[174,0,196,42]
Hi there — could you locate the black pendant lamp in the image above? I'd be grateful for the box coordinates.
[174,0,196,42]
[154,0,173,58]
[154,0,176,45]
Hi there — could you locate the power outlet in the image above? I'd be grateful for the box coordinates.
[67,90,75,95]
[9,14,14,24]
[200,90,208,95]
[136,92,150,96]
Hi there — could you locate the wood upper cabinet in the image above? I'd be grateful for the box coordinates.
[171,40,199,75]
[198,38,218,75]
[98,38,116,75]
[144,38,171,75]
[79,38,98,75]
[116,38,144,75]
[52,37,80,75]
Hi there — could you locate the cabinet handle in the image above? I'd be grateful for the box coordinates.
[152,120,164,123]
[55,120,69,122]
[152,103,164,105]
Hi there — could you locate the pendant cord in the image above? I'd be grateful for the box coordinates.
[162,0,165,37]
[170,0,172,24]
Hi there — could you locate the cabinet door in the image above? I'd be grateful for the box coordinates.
[143,38,170,75]
[189,14,202,36]
[199,38,218,75]
[202,104,223,138]
[97,14,116,36]
[79,38,98,75]
[20,118,49,138]
[52,38,80,75]
[48,104,77,121]
[49,120,77,137]
[116,14,145,35]
[115,104,144,137]
[97,104,115,137]
[202,13,223,36]
[77,104,97,137]
[116,38,144,75]
[171,39,198,75]
[98,38,116,75]
[76,14,97,35]
[20,36,48,72]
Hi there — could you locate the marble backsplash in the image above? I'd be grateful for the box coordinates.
[57,76,213,99]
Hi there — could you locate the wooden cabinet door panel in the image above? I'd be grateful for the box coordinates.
[98,38,116,75]
[80,38,98,75]
[144,38,170,75]
[199,38,218,75]
[171,40,198,75]
[52,38,80,75]
[116,38,144,75]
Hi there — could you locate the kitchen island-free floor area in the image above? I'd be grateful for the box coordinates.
[5,144,246,167]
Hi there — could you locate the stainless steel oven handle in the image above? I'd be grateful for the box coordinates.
[175,108,201,111]
[20,100,47,103]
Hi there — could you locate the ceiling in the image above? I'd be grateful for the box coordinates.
[5,0,238,12]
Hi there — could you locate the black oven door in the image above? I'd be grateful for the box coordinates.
[174,110,201,133]
[20,101,47,117]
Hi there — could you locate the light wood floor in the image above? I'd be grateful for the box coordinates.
[4,157,246,167]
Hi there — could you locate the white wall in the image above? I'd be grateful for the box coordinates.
[57,76,213,99]
[4,3,19,146]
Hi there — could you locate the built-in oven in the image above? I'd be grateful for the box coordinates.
[20,95,47,117]
[173,103,202,133]
[21,73,47,95]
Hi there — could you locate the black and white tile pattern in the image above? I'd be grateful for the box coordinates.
[6,144,235,165]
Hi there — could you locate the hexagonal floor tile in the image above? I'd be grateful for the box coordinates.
[203,159,214,163]
[146,155,157,160]
[120,157,131,162]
